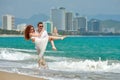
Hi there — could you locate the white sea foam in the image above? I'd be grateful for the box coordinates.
[1,48,120,73]
[48,59,120,73]
[0,48,37,60]
[0,48,36,52]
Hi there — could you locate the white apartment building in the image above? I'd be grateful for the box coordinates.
[2,14,14,30]
[73,16,87,33]
[65,12,73,31]
[50,7,66,31]
[17,23,27,32]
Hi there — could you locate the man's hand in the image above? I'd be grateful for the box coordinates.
[32,38,35,42]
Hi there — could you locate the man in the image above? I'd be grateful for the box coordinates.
[35,22,65,68]
[35,22,49,68]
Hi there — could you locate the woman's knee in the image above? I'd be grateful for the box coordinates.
[49,37,53,41]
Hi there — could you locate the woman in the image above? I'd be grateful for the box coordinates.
[24,25,65,50]
[24,25,65,68]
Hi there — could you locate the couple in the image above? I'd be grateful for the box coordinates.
[24,22,65,68]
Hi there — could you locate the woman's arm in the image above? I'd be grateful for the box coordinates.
[30,28,44,37]
[29,33,40,37]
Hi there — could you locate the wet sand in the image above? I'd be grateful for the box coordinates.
[0,71,44,80]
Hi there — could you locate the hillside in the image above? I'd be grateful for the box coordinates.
[101,20,120,30]
[15,13,49,27]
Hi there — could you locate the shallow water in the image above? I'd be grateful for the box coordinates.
[0,36,120,80]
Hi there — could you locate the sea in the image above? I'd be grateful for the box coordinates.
[0,36,120,80]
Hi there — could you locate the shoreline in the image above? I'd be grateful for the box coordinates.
[0,34,120,37]
[0,34,24,37]
[0,70,45,80]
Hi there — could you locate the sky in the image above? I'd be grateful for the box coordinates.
[0,0,120,19]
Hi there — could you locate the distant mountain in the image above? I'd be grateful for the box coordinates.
[0,18,2,28]
[15,13,49,27]
[87,14,120,21]
[1,14,120,29]
[101,20,120,30]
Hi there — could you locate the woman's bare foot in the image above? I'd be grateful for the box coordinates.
[61,36,66,40]
[52,46,57,51]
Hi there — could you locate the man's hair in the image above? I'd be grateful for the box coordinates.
[37,22,43,27]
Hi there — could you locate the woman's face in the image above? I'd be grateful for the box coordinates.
[30,27,34,33]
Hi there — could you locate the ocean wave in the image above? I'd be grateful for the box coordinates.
[48,59,120,73]
[1,48,120,74]
[0,48,37,60]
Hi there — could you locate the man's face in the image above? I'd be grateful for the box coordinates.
[38,24,43,31]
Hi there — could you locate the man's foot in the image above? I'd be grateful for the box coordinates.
[52,46,57,51]
[38,59,48,69]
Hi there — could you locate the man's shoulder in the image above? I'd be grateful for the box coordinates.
[44,30,47,32]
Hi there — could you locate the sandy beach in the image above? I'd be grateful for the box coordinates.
[0,71,44,80]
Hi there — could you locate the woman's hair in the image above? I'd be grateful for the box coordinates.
[24,25,34,40]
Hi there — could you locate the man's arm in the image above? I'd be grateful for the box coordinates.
[42,30,48,38]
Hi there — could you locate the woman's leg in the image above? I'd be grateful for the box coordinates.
[49,36,65,40]
[49,36,57,50]
[50,40,57,50]
[48,36,66,50]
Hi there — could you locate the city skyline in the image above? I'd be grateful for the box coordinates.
[0,0,120,19]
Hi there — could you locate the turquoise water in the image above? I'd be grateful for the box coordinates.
[0,36,120,60]
[1,36,120,80]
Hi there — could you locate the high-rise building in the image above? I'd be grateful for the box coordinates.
[65,12,73,31]
[50,7,66,31]
[88,19,100,32]
[17,23,27,32]
[73,18,78,31]
[77,16,87,33]
[73,16,87,33]
[44,21,53,33]
[2,14,15,30]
